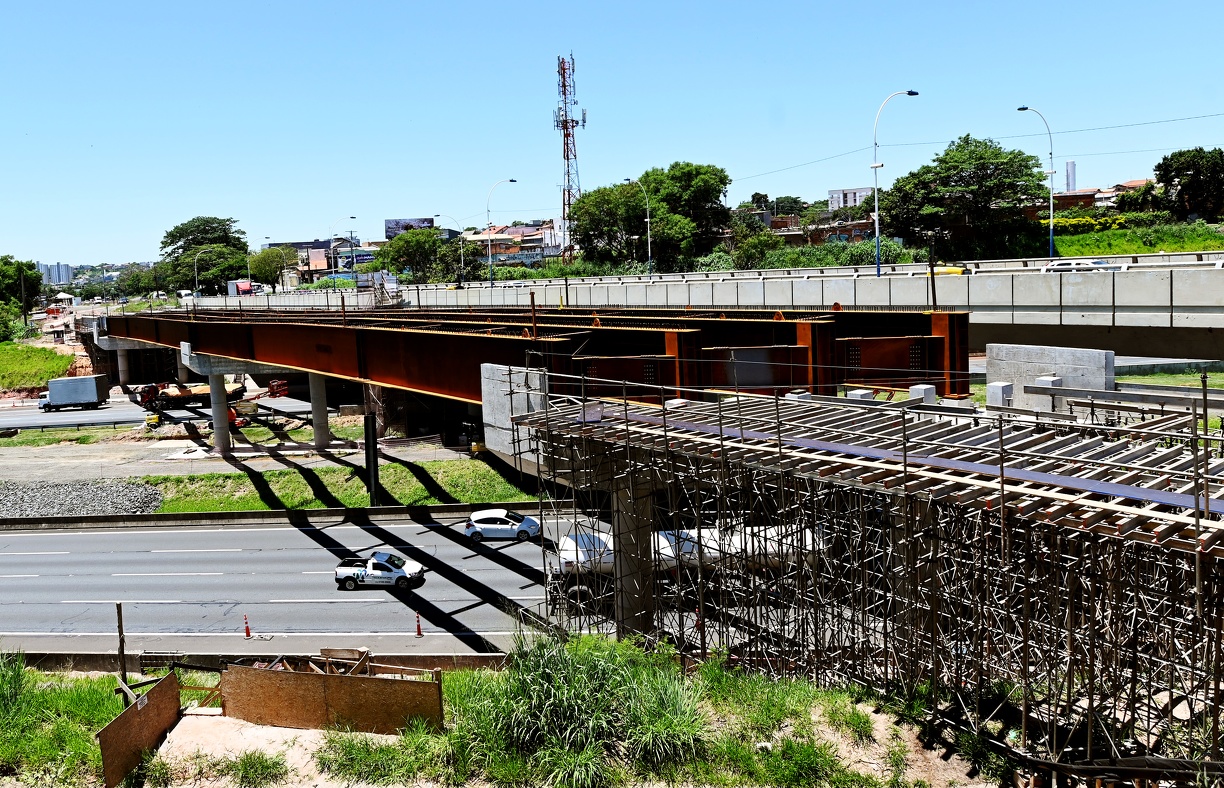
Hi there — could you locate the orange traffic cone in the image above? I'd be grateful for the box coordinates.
[415,611,423,638]
[243,614,252,639]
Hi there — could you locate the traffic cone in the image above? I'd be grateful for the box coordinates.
[243,614,252,639]
[415,611,423,639]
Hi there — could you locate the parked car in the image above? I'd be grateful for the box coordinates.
[464,508,541,542]
[117,297,129,304]
[334,551,425,591]
[1042,259,1119,273]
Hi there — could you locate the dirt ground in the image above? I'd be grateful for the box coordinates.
[145,702,983,788]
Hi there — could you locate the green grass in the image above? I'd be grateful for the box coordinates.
[0,342,73,391]
[0,650,126,784]
[314,636,897,788]
[146,458,532,512]
[1116,371,1224,388]
[213,750,290,788]
[1053,221,1224,257]
[0,425,139,447]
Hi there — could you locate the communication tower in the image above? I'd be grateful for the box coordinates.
[554,53,585,265]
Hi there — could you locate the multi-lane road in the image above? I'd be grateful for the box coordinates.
[0,514,548,655]
[0,397,316,431]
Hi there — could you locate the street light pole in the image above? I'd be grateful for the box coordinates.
[328,215,356,289]
[486,179,517,287]
[434,214,465,286]
[872,89,919,277]
[191,248,210,294]
[624,179,652,278]
[1018,106,1056,258]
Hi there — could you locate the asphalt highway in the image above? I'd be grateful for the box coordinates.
[0,514,548,655]
[0,397,317,431]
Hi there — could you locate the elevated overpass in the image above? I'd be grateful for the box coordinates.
[407,251,1224,357]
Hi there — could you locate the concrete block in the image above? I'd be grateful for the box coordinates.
[688,282,713,305]
[846,389,874,400]
[792,279,823,307]
[968,273,1013,306]
[737,281,765,307]
[823,278,855,307]
[1061,272,1112,306]
[1012,273,1061,325]
[763,280,792,307]
[1115,270,1170,306]
[889,277,928,306]
[666,283,689,307]
[712,282,738,306]
[855,276,890,306]
[623,284,645,306]
[908,384,937,404]
[1172,269,1224,307]
[1034,375,1062,387]
[985,381,1013,407]
[985,343,1112,410]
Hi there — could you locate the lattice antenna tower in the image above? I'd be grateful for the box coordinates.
[554,53,585,265]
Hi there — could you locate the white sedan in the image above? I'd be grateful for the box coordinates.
[464,508,541,542]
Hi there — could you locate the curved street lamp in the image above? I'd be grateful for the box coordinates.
[872,90,919,277]
[1018,106,1056,258]
[434,214,466,286]
[623,179,652,278]
[191,248,211,294]
[263,238,292,291]
[486,179,517,286]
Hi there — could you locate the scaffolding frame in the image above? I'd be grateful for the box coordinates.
[512,372,1224,771]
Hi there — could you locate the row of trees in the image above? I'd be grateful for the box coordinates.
[0,256,41,341]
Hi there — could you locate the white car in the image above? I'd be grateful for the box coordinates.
[552,531,615,575]
[464,508,541,542]
[334,551,425,591]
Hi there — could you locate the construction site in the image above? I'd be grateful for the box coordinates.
[500,359,1224,782]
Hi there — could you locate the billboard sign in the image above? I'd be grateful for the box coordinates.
[384,217,434,240]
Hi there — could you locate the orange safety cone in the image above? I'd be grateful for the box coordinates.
[243,614,252,639]
[415,611,423,638]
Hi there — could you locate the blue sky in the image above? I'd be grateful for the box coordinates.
[1,1,1220,266]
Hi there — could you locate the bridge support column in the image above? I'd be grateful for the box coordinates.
[309,373,330,449]
[176,355,190,384]
[613,483,656,638]
[115,349,130,386]
[208,373,231,454]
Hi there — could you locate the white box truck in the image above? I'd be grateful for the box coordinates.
[38,375,110,412]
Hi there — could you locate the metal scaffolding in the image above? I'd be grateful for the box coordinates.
[512,373,1224,774]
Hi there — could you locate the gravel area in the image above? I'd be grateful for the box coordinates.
[0,479,162,518]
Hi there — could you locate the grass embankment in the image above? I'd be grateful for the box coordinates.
[1053,222,1223,257]
[0,426,126,447]
[311,634,954,788]
[146,459,532,512]
[0,342,72,391]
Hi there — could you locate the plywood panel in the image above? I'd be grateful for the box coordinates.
[221,665,442,735]
[96,673,181,788]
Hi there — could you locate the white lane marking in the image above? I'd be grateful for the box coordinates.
[112,572,224,577]
[150,549,242,553]
[2,522,463,538]
[0,630,524,637]
[267,598,390,604]
[0,551,68,556]
[0,574,38,578]
[61,600,183,604]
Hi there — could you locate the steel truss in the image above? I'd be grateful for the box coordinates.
[513,373,1224,771]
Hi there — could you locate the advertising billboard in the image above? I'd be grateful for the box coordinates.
[384,218,434,240]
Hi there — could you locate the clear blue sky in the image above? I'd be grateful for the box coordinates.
[1,1,1220,267]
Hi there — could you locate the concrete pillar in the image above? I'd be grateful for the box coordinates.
[613,484,656,638]
[208,373,231,454]
[176,355,190,384]
[908,384,937,404]
[115,349,130,386]
[986,381,1014,407]
[309,373,330,449]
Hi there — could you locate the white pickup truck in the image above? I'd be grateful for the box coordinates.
[335,551,426,591]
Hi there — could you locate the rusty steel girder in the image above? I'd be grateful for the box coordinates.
[106,307,969,403]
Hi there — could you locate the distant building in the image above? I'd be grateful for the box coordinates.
[37,262,74,285]
[828,187,873,211]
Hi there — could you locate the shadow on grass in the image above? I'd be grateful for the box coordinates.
[379,454,459,505]
[222,456,288,510]
[319,451,402,507]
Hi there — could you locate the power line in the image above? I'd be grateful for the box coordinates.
[737,110,1224,181]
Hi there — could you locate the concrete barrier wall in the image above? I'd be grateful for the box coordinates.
[194,291,377,310]
[414,267,1224,330]
[985,343,1115,410]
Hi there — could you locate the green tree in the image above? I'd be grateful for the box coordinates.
[373,227,439,283]
[159,216,247,261]
[773,195,807,216]
[639,162,732,256]
[0,255,41,315]
[569,182,695,272]
[249,246,297,286]
[156,244,247,294]
[435,238,487,283]
[878,134,1047,260]
[115,264,154,296]
[1154,147,1224,222]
